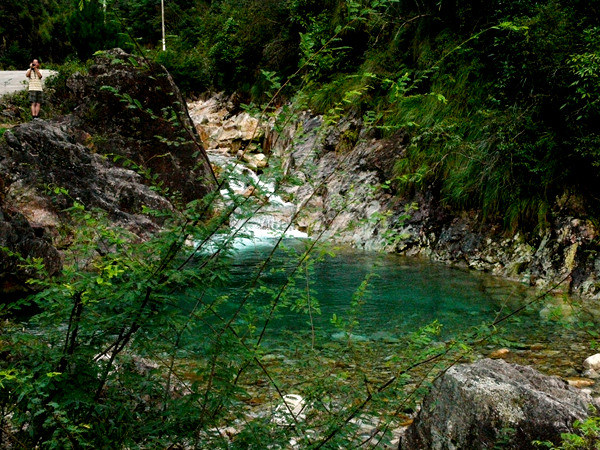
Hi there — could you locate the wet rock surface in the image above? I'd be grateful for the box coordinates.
[263,110,600,299]
[395,209,600,298]
[400,358,600,450]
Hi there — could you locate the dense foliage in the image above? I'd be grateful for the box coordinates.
[2,1,600,447]
[0,148,466,448]
[3,0,600,228]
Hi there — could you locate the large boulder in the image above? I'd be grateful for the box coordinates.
[400,358,600,449]
[1,119,172,235]
[0,48,216,298]
[67,48,215,203]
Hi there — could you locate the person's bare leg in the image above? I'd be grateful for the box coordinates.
[33,103,41,117]
[31,103,36,118]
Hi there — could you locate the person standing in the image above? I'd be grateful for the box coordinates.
[26,59,43,119]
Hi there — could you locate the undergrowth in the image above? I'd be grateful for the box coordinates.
[2,1,600,447]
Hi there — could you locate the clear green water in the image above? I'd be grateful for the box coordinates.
[217,240,567,346]
[200,238,600,398]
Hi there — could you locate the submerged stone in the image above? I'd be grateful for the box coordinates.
[565,377,595,388]
[331,331,369,342]
[489,348,510,359]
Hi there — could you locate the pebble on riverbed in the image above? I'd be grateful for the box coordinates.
[272,394,307,426]
[565,377,596,388]
[529,343,546,351]
[489,348,510,359]
[583,353,600,371]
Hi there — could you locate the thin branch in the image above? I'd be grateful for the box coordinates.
[312,270,574,448]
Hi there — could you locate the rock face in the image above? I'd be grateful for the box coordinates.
[188,93,267,165]
[262,109,600,299]
[400,359,600,450]
[1,119,172,235]
[0,49,215,297]
[0,206,61,300]
[67,48,215,203]
[267,112,406,250]
[189,94,264,150]
[395,206,599,297]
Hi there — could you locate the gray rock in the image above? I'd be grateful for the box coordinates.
[271,113,408,249]
[400,358,599,450]
[0,207,61,299]
[1,120,172,236]
[67,48,216,203]
[0,49,217,298]
[583,353,600,371]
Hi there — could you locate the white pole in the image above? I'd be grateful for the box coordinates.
[161,0,166,51]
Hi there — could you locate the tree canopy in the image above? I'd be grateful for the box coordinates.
[2,0,600,227]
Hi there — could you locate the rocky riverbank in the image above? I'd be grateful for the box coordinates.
[188,93,600,301]
[4,71,597,302]
[2,54,600,449]
[0,49,215,297]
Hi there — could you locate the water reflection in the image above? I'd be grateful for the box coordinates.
[218,242,540,341]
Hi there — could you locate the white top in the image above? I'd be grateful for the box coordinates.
[28,71,43,91]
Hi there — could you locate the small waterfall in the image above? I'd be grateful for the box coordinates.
[214,150,308,247]
[188,97,307,248]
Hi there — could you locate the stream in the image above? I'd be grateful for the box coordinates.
[199,236,600,397]
[193,101,600,412]
[188,236,600,445]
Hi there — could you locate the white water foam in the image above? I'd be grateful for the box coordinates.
[210,151,308,250]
